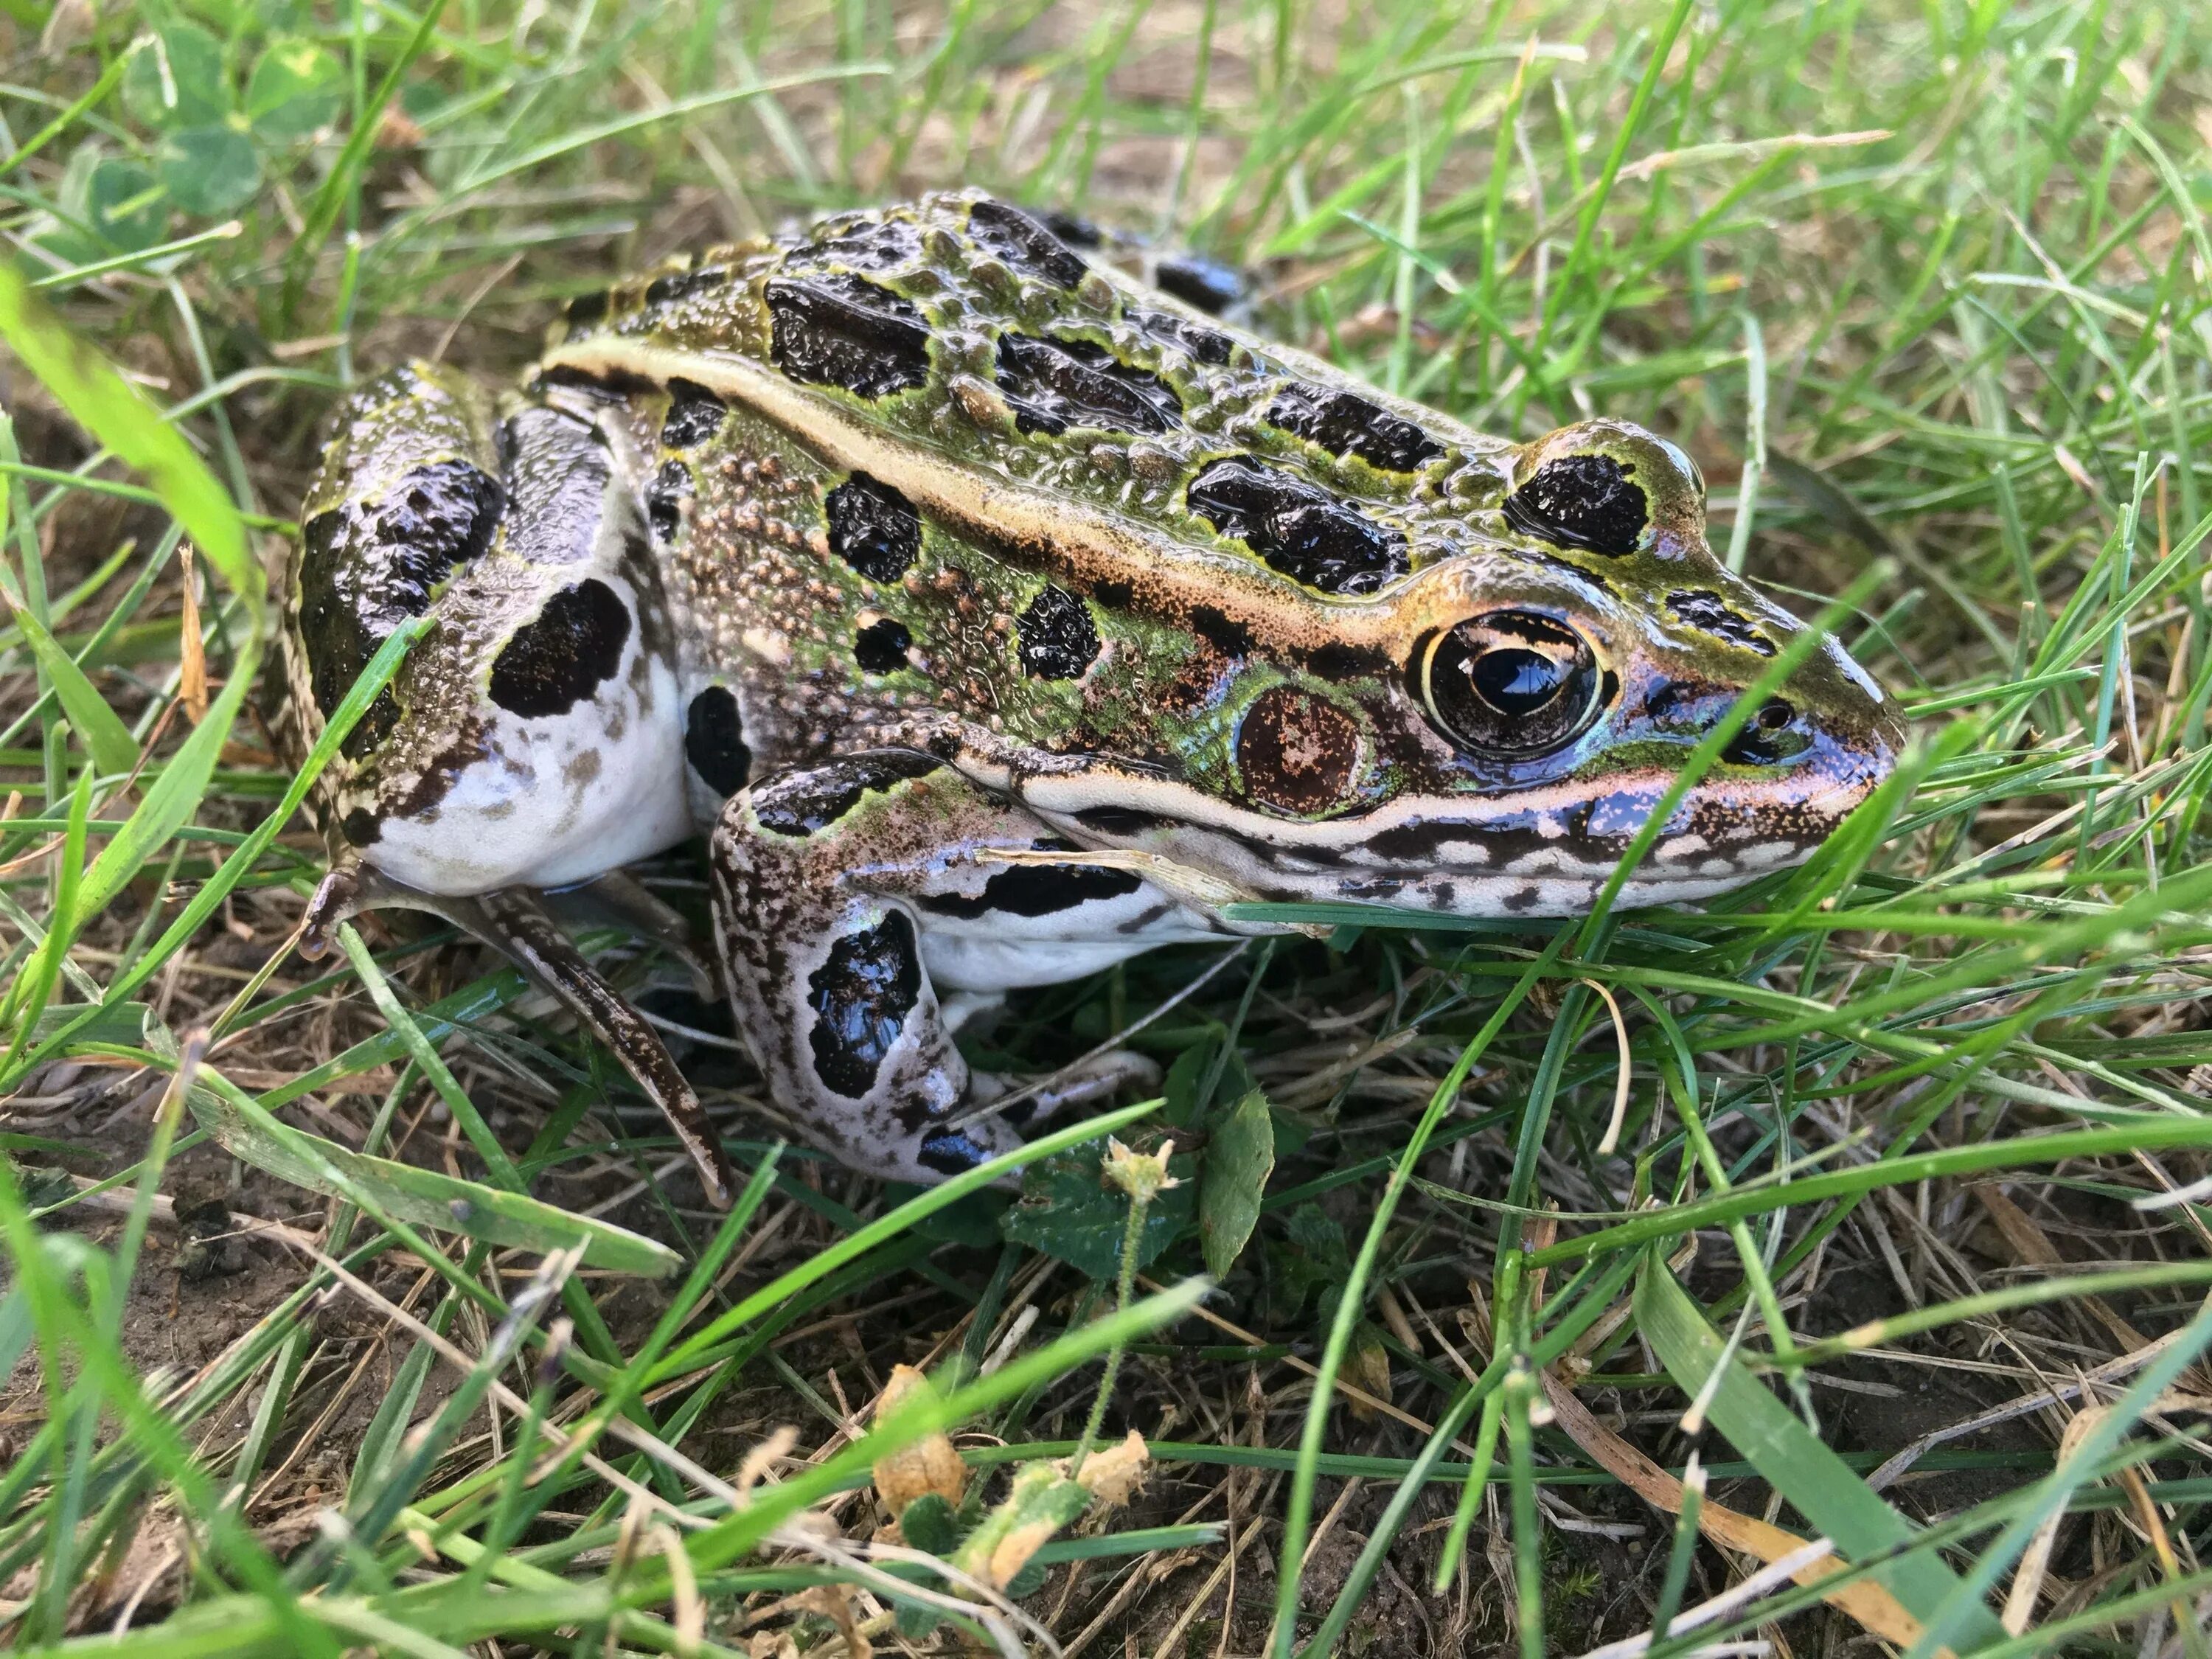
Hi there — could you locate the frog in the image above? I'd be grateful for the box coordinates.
[279,189,1904,1203]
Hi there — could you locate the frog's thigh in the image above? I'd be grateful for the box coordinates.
[709,753,1180,1183]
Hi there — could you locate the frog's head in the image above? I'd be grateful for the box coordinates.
[280,364,694,897]
[1015,417,1904,917]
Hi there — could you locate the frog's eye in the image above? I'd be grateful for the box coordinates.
[1419,611,1601,757]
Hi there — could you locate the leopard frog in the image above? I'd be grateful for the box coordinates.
[280,191,1903,1199]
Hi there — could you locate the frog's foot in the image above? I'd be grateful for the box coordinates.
[297,860,736,1206]
[710,752,1220,1186]
[962,1049,1164,1130]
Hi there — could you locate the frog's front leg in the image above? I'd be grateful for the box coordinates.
[709,751,1213,1184]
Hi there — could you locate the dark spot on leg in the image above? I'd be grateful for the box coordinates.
[563,289,610,330]
[1017,585,1099,679]
[1236,685,1361,816]
[807,911,922,1098]
[751,751,942,837]
[1666,590,1775,655]
[1502,884,1543,914]
[661,378,728,449]
[488,578,631,717]
[646,459,692,543]
[685,685,751,796]
[340,807,380,846]
[918,859,1144,920]
[766,273,931,397]
[917,1127,995,1175]
[967,198,1087,287]
[825,473,922,581]
[995,333,1181,436]
[1091,577,1135,608]
[1504,454,1648,554]
[853,616,913,673]
[1266,385,1442,473]
[296,459,504,753]
[1186,456,1408,594]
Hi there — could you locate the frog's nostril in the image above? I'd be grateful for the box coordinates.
[1724,700,1808,766]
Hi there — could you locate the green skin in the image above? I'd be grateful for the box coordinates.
[280,190,1905,1192]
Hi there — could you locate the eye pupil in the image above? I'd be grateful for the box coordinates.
[1419,611,1602,759]
[1471,648,1564,715]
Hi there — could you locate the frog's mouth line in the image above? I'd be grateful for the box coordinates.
[997,758,1881,877]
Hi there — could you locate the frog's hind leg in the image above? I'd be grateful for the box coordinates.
[301,860,737,1206]
[710,752,1214,1185]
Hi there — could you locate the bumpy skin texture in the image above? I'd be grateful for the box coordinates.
[283,190,1905,1185]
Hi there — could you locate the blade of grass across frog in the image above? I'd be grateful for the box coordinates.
[186,1068,678,1278]
[2,615,431,1091]
[0,1159,342,1659]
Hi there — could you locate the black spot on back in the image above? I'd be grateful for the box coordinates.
[1503,454,1648,555]
[1038,210,1105,248]
[488,579,630,718]
[684,685,751,796]
[297,459,504,754]
[563,290,610,330]
[1091,577,1135,608]
[661,379,727,449]
[1267,385,1443,473]
[646,459,692,543]
[1017,585,1100,679]
[919,859,1144,920]
[751,750,942,837]
[825,473,922,582]
[1189,605,1254,656]
[809,218,927,271]
[1667,590,1775,655]
[645,263,726,307]
[807,912,922,1098]
[853,616,913,673]
[1153,253,1248,316]
[995,334,1182,436]
[967,198,1087,287]
[1186,456,1408,595]
[1132,307,1235,366]
[767,273,931,398]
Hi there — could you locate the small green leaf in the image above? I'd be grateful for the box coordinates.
[244,38,342,139]
[1199,1088,1273,1279]
[157,123,262,218]
[898,1492,960,1556]
[1000,1144,1195,1280]
[0,260,252,599]
[122,25,232,130]
[0,597,139,775]
[83,159,168,254]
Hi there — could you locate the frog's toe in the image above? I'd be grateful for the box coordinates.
[969,1048,1163,1129]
